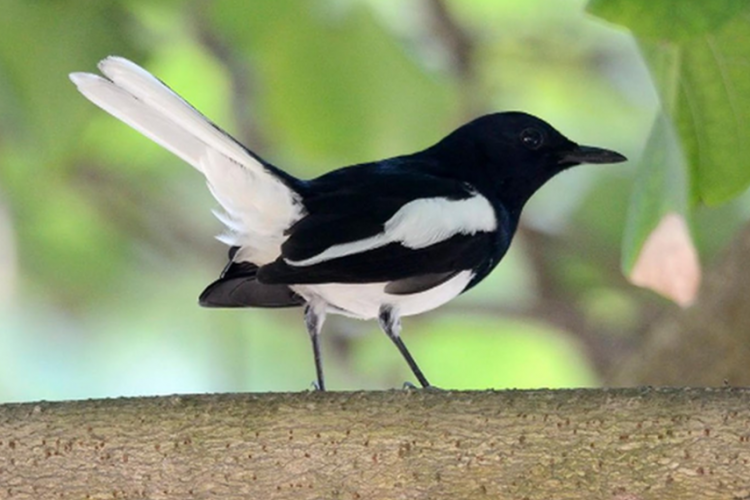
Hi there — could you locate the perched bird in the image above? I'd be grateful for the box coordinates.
[70,57,626,390]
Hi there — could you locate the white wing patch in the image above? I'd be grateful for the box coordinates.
[385,195,496,248]
[286,193,496,267]
[70,57,303,265]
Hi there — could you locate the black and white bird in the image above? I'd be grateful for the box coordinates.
[70,57,626,390]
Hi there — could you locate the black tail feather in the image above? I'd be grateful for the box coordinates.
[199,257,304,308]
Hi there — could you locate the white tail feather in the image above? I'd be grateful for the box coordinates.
[70,56,303,265]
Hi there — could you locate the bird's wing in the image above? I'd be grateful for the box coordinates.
[258,172,499,292]
[70,56,303,264]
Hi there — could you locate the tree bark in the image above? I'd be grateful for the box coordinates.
[1,389,749,499]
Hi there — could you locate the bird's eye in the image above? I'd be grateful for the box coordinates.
[520,128,544,150]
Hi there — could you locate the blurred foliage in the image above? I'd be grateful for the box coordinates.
[588,0,750,272]
[0,0,747,400]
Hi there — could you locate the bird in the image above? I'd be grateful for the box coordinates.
[69,56,626,391]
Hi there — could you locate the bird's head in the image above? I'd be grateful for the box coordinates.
[432,112,627,213]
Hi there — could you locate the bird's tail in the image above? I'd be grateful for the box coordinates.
[69,56,304,265]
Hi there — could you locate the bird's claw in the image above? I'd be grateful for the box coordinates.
[402,381,444,391]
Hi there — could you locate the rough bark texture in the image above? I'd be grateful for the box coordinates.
[609,222,750,386]
[1,389,749,500]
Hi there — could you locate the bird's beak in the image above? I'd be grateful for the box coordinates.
[558,145,627,165]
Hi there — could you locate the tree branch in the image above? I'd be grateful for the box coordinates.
[2,389,749,499]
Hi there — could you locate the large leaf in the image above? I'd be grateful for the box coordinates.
[588,1,750,301]
[588,0,748,41]
[621,113,688,273]
[588,1,750,205]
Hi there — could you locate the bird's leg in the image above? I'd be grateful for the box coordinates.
[378,305,431,388]
[304,300,327,391]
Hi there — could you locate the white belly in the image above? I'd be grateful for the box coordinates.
[292,271,474,320]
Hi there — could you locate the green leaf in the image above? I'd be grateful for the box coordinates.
[587,0,749,41]
[622,113,689,274]
[667,15,750,205]
[588,1,750,277]
[589,2,750,205]
[589,0,750,204]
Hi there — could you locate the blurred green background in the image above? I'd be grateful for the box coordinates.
[1,0,747,400]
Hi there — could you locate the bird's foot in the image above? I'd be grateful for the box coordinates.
[402,381,444,391]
